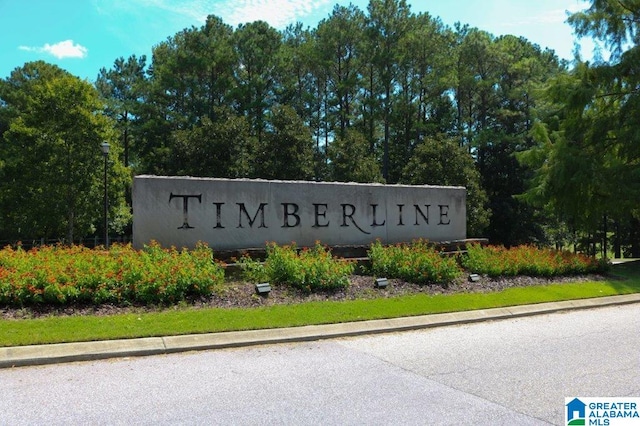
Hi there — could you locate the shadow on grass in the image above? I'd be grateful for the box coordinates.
[606,259,640,292]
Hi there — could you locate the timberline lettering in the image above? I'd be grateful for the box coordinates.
[439,204,450,225]
[237,203,268,228]
[414,204,430,225]
[371,204,385,227]
[212,202,225,229]
[169,193,201,229]
[313,203,329,228]
[397,204,404,226]
[282,203,300,228]
[167,198,453,234]
[341,204,370,235]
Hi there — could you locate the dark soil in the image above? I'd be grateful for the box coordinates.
[0,272,606,320]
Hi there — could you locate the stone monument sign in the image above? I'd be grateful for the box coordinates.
[132,176,466,250]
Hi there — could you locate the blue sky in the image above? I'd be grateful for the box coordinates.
[0,0,594,82]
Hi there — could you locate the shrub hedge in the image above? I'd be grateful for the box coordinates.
[367,239,461,284]
[0,242,225,307]
[0,240,608,308]
[461,243,608,277]
[238,242,354,293]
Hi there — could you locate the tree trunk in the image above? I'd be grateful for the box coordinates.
[630,217,640,258]
[602,214,608,259]
[614,220,621,259]
[67,209,74,244]
[123,111,129,168]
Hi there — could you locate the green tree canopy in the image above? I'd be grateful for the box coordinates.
[257,105,315,180]
[104,1,564,246]
[96,54,147,168]
[327,129,383,183]
[0,61,129,242]
[402,135,490,237]
[171,106,255,178]
[520,0,640,254]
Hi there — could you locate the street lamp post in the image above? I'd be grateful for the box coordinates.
[100,142,110,249]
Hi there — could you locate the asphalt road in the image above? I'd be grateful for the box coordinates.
[1,304,638,425]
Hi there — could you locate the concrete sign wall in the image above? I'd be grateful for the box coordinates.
[132,176,466,250]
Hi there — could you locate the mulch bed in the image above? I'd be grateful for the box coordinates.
[0,273,606,320]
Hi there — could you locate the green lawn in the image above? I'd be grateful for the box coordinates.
[1,260,638,348]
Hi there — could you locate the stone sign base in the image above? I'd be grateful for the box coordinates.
[133,176,467,250]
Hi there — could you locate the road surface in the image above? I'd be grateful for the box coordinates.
[1,304,638,425]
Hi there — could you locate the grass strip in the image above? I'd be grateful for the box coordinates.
[1,266,639,348]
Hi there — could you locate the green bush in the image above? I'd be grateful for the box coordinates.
[461,243,609,277]
[0,242,225,307]
[239,243,354,293]
[368,240,462,285]
[0,240,611,309]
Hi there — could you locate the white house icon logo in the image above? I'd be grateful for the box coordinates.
[566,398,586,425]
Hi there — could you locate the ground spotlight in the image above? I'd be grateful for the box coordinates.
[374,278,388,289]
[255,282,271,295]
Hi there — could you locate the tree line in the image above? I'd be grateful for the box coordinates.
[0,0,638,256]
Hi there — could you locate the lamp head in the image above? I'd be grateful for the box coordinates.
[100,142,110,155]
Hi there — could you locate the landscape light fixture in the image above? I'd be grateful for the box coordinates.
[255,282,271,295]
[100,142,110,249]
[468,273,480,282]
[374,277,388,289]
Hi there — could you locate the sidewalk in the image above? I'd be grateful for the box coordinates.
[2,293,639,369]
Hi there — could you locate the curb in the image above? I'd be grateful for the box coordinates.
[2,293,639,369]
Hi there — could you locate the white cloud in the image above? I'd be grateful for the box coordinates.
[500,0,588,29]
[19,40,88,59]
[499,8,570,28]
[221,0,331,28]
[110,0,331,29]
